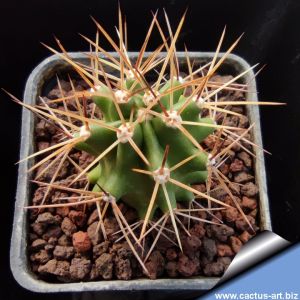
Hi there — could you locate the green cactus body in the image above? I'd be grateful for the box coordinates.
[75,78,214,219]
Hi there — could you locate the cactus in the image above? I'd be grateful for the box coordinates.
[77,80,215,213]
[6,8,283,276]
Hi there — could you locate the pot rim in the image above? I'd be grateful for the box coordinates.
[10,51,271,293]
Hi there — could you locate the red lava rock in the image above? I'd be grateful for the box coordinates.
[51,191,68,204]
[211,74,234,85]
[68,201,85,213]
[156,237,177,253]
[230,159,244,172]
[70,257,91,280]
[166,261,178,277]
[35,120,50,138]
[30,249,51,264]
[114,242,132,259]
[198,210,208,221]
[224,116,239,128]
[48,88,68,101]
[203,135,217,150]
[217,244,234,257]
[36,159,70,182]
[241,133,252,148]
[58,234,72,246]
[115,258,132,280]
[53,245,75,260]
[185,202,206,220]
[222,207,239,223]
[207,224,234,242]
[56,206,70,218]
[229,236,243,253]
[235,215,256,232]
[93,241,110,259]
[95,253,113,280]
[238,115,249,128]
[61,217,77,237]
[241,182,259,197]
[37,141,50,152]
[44,119,58,134]
[211,187,228,200]
[237,151,252,168]
[232,102,245,110]
[219,163,230,176]
[145,250,165,279]
[36,212,58,225]
[189,224,206,239]
[58,80,72,92]
[241,196,257,211]
[45,244,55,251]
[72,231,92,253]
[155,231,175,251]
[87,222,103,246]
[223,195,241,207]
[104,217,119,238]
[54,215,62,223]
[239,231,253,243]
[192,184,207,193]
[59,176,86,190]
[203,262,224,276]
[42,225,62,240]
[89,264,100,280]
[182,235,201,259]
[31,262,40,273]
[233,172,254,184]
[128,257,143,278]
[217,257,232,271]
[87,209,99,225]
[78,151,95,169]
[48,237,58,245]
[249,209,258,218]
[177,254,199,277]
[166,248,178,261]
[29,233,38,242]
[68,210,87,227]
[231,184,241,196]
[32,187,51,206]
[201,237,217,262]
[38,259,70,278]
[213,211,223,224]
[31,239,47,251]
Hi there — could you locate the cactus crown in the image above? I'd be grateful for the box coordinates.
[7,8,283,274]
